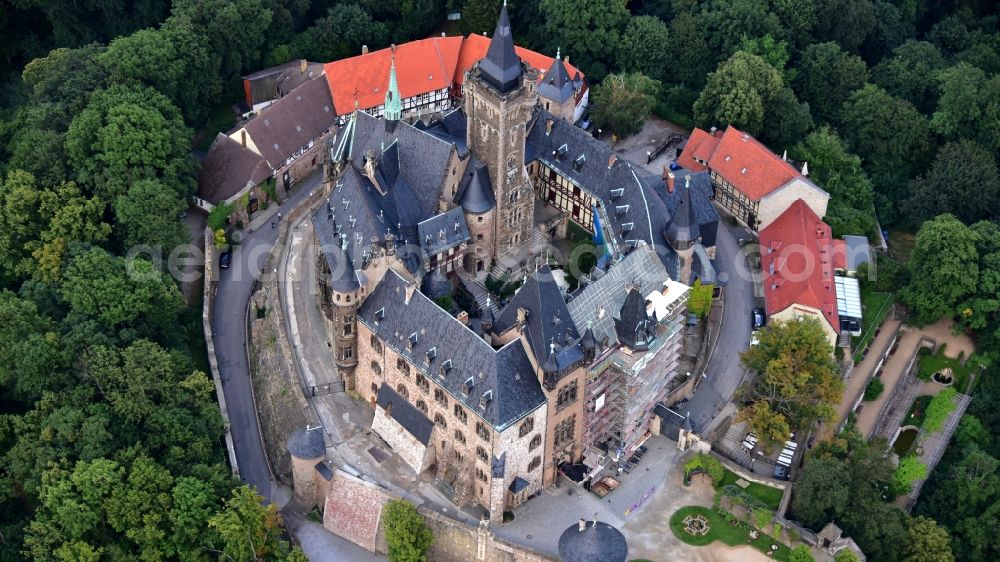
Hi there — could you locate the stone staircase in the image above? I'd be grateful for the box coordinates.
[838,332,852,348]
[905,392,972,509]
[457,269,500,316]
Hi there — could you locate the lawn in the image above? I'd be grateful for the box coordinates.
[916,346,979,394]
[851,288,894,363]
[719,468,783,511]
[669,506,790,561]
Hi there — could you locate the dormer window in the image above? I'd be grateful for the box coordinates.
[462,377,474,395]
[425,346,437,363]
[480,390,493,409]
[573,154,585,171]
[374,307,385,323]
[407,332,418,350]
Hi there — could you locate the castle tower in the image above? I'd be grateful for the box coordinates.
[287,426,326,508]
[463,3,536,261]
[384,46,402,124]
[537,48,578,122]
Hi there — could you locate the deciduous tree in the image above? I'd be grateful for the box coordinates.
[538,0,629,81]
[618,15,671,82]
[904,214,980,326]
[591,72,661,137]
[904,140,1000,227]
[383,499,434,562]
[903,516,955,562]
[693,51,783,135]
[871,40,946,114]
[113,178,190,251]
[794,42,868,125]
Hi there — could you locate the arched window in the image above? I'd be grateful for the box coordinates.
[371,361,382,377]
[396,357,410,378]
[476,446,488,462]
[370,383,378,395]
[476,421,490,442]
[434,388,448,407]
[453,404,468,424]
[519,417,534,438]
[528,456,541,472]
[476,467,488,482]
[416,374,429,393]
[415,400,428,414]
[434,413,447,428]
[454,430,466,444]
[529,434,541,452]
[396,384,409,399]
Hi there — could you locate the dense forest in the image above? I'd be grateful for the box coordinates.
[0,0,998,560]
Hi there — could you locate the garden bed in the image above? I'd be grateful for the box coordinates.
[719,469,783,511]
[851,289,894,363]
[669,506,790,561]
[916,346,978,394]
[905,395,932,427]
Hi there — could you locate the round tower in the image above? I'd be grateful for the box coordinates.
[558,518,628,562]
[287,426,326,508]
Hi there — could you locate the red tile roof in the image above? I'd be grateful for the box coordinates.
[676,127,721,172]
[323,36,463,115]
[708,126,804,201]
[759,199,839,331]
[322,470,396,553]
[453,34,583,89]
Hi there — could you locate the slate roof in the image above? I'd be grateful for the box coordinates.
[418,207,470,258]
[566,244,676,346]
[323,36,463,114]
[759,199,839,330]
[657,170,718,248]
[455,34,584,91]
[197,133,272,204]
[454,159,496,213]
[558,520,629,562]
[358,269,547,430]
[286,427,325,459]
[241,75,336,168]
[493,266,580,368]
[418,108,468,157]
[508,476,530,493]
[838,235,871,272]
[615,288,655,351]
[376,384,433,445]
[537,51,576,103]
[663,173,702,248]
[242,60,324,107]
[477,4,522,94]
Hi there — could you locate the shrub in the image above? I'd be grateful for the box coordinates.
[685,453,724,484]
[208,202,234,230]
[753,507,772,529]
[923,387,958,432]
[213,228,227,249]
[892,456,928,495]
[433,295,454,312]
[771,522,782,541]
[383,499,433,562]
[863,378,884,401]
[834,550,860,562]
[688,280,714,318]
[789,544,815,562]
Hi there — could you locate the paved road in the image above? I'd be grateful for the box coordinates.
[684,220,758,433]
[212,172,323,499]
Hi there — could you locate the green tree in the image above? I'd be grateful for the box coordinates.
[903,516,955,562]
[20,45,108,129]
[114,179,190,251]
[904,140,1000,227]
[0,290,69,402]
[893,457,928,495]
[7,129,68,187]
[812,0,876,53]
[65,83,195,204]
[835,550,859,562]
[931,64,1000,154]
[738,34,795,83]
[383,499,434,562]
[789,544,816,562]
[591,72,661,137]
[860,1,914,65]
[790,456,851,528]
[538,0,629,81]
[209,486,305,562]
[618,16,671,82]
[462,0,506,36]
[871,40,946,114]
[771,0,818,50]
[693,51,783,135]
[762,86,814,149]
[794,42,868,125]
[740,318,842,446]
[700,0,782,57]
[665,11,714,90]
[904,215,979,325]
[12,0,169,47]
[169,0,272,86]
[289,3,389,62]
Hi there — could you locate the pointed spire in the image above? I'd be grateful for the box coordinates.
[384,45,402,122]
[782,149,787,161]
[556,46,561,61]
[478,3,522,94]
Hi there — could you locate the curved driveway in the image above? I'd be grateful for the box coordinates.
[212,174,322,499]
[684,220,758,433]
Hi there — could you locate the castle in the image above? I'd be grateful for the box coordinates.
[310,5,718,523]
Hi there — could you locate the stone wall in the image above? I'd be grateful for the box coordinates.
[418,507,556,562]
[371,404,433,474]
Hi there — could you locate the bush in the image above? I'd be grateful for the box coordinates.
[383,499,433,562]
[688,280,714,319]
[433,295,454,312]
[207,202,234,230]
[892,456,928,496]
[923,387,958,432]
[789,544,815,562]
[834,550,860,562]
[771,522,782,541]
[213,228,227,249]
[685,453,725,485]
[863,378,884,401]
[753,507,772,529]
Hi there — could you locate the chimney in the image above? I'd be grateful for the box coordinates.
[578,518,586,532]
[300,59,307,73]
[546,118,554,135]
[802,162,809,176]
[457,311,470,325]
[240,130,247,148]
[782,149,788,161]
[362,45,369,55]
[404,283,416,304]
[516,307,528,323]
[667,172,675,193]
[564,55,570,65]
[608,154,617,169]
[709,126,717,135]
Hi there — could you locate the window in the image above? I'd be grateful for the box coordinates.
[518,417,534,438]
[556,380,578,411]
[396,357,410,377]
[371,361,382,377]
[475,467,488,482]
[453,450,464,462]
[396,384,409,399]
[415,400,428,414]
[369,334,383,353]
[453,404,468,424]
[454,430,466,444]
[477,216,483,223]
[371,383,378,395]
[434,413,447,428]
[342,346,353,360]
[477,233,484,241]
[434,388,448,407]
[554,415,576,447]
[528,456,541,472]
[416,373,429,393]
[476,421,490,442]
[529,434,541,452]
[342,315,353,336]
[476,446,488,462]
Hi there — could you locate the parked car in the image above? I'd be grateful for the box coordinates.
[752,308,765,330]
[774,464,789,480]
[219,250,231,269]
